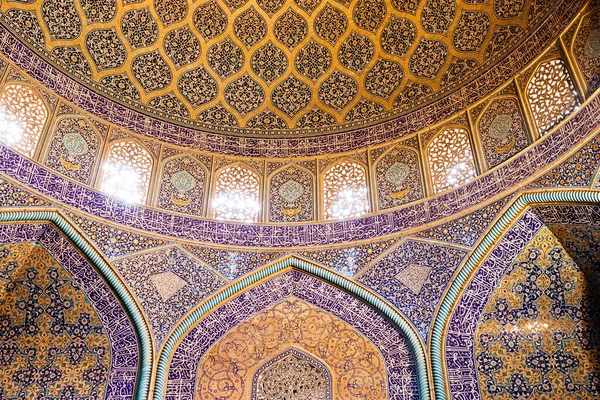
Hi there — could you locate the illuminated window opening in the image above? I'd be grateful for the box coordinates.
[428,128,477,194]
[212,164,260,222]
[0,83,47,157]
[323,161,369,220]
[100,140,153,204]
[527,59,579,136]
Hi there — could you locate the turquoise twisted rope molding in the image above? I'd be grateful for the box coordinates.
[0,209,153,400]
[430,189,600,400]
[153,255,431,400]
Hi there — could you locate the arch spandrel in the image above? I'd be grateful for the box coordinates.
[163,269,422,400]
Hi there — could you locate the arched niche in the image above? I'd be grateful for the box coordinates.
[251,348,332,400]
[432,191,600,400]
[158,264,425,400]
[0,213,149,399]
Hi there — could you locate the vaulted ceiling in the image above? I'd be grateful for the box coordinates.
[1,0,554,136]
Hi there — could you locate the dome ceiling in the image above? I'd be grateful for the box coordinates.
[1,0,553,137]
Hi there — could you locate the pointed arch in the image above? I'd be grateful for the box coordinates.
[0,208,153,400]
[526,58,580,136]
[42,115,104,185]
[425,126,477,194]
[321,157,370,220]
[0,81,49,158]
[100,138,155,204]
[474,94,530,169]
[251,348,332,400]
[157,154,209,215]
[211,161,262,222]
[373,145,424,210]
[430,189,600,400]
[268,163,316,222]
[153,255,431,400]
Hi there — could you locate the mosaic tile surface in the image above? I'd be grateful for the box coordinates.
[0,242,112,399]
[0,223,139,400]
[296,237,400,277]
[182,245,286,280]
[445,210,545,399]
[64,211,170,259]
[112,247,226,346]
[358,240,468,338]
[475,227,600,399]
[414,198,509,247]
[0,0,584,156]
[167,271,419,400]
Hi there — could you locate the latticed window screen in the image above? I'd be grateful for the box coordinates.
[213,164,261,222]
[323,160,369,220]
[0,83,47,157]
[427,128,477,194]
[527,59,579,135]
[100,140,153,204]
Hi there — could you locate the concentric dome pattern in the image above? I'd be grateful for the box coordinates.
[1,0,556,138]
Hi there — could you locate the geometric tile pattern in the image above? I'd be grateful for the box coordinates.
[395,264,432,294]
[445,210,545,399]
[150,271,188,302]
[475,227,600,400]
[112,247,226,346]
[0,223,139,400]
[0,242,112,399]
[197,298,386,399]
[358,240,468,338]
[0,0,556,134]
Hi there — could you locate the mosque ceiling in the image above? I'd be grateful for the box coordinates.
[0,0,556,137]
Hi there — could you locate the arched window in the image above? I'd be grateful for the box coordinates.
[527,59,579,135]
[323,160,369,220]
[428,128,477,194]
[252,349,332,400]
[100,140,153,204]
[0,83,47,157]
[212,164,260,222]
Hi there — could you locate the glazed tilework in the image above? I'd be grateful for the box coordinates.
[0,242,112,399]
[0,0,563,137]
[0,0,585,157]
[358,240,468,338]
[475,96,530,169]
[63,211,170,260]
[268,165,314,223]
[0,177,49,207]
[445,210,545,399]
[196,298,387,399]
[529,133,600,188]
[0,85,598,247]
[157,155,207,216]
[374,147,424,210]
[111,247,226,346]
[573,8,600,95]
[475,227,600,399]
[296,237,400,277]
[166,271,419,400]
[546,222,600,297]
[252,348,332,400]
[0,222,139,400]
[182,244,286,280]
[414,198,510,247]
[43,116,103,185]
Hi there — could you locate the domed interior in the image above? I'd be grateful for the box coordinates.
[0,1,599,399]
